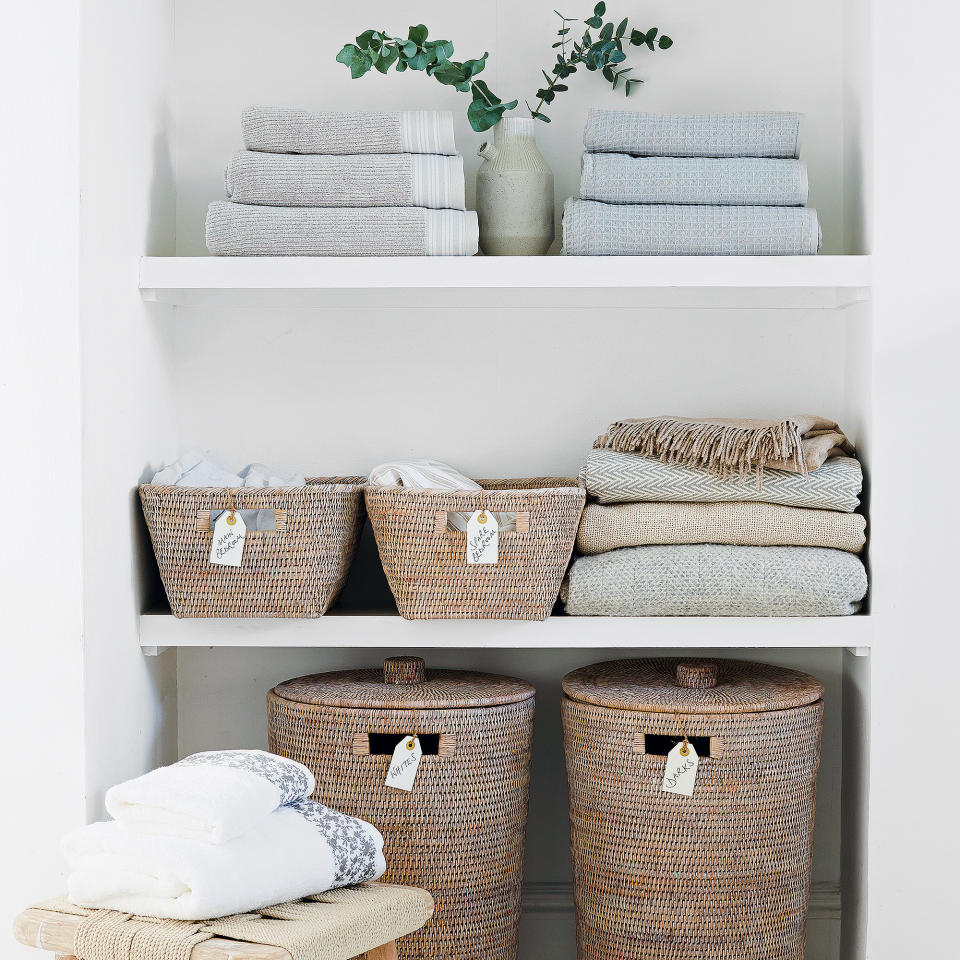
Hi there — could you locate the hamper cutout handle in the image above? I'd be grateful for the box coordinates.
[675,661,719,689]
[384,656,426,685]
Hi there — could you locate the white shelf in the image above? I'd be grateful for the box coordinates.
[140,610,872,654]
[139,255,872,309]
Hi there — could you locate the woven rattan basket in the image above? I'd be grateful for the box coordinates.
[267,656,535,960]
[562,657,824,960]
[364,478,585,619]
[139,477,365,618]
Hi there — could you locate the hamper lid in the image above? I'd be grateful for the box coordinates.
[562,658,823,714]
[273,656,536,709]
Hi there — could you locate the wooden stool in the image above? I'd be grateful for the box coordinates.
[14,883,434,960]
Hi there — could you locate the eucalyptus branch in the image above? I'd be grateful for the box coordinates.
[336,7,672,132]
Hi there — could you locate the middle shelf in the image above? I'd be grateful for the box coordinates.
[140,610,872,652]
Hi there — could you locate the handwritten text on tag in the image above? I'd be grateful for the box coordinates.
[210,511,246,567]
[385,736,422,792]
[661,740,699,797]
[466,510,499,565]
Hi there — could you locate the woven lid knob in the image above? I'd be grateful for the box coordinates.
[383,657,426,685]
[675,661,719,689]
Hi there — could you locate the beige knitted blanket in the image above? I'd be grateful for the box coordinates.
[35,885,432,960]
[594,415,853,477]
[577,501,866,555]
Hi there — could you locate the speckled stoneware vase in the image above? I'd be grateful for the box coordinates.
[476,117,555,255]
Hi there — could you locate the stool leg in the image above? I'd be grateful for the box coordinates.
[358,941,398,960]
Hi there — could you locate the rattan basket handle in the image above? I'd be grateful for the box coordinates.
[384,656,426,685]
[675,661,719,689]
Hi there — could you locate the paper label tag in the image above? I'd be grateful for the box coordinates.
[385,736,422,792]
[209,510,246,567]
[466,510,499,564]
[661,740,699,797]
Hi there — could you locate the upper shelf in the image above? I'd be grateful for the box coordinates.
[139,255,872,309]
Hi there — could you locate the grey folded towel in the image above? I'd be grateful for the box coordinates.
[580,451,862,512]
[562,545,868,617]
[225,152,466,209]
[584,109,802,158]
[580,154,808,206]
[205,202,479,256]
[242,107,458,156]
[562,199,821,255]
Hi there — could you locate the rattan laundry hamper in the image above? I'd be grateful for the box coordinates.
[139,478,365,617]
[364,478,585,619]
[267,656,535,960]
[562,658,824,960]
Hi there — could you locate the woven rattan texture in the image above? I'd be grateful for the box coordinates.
[267,689,535,960]
[273,668,535,710]
[74,912,210,960]
[562,693,822,960]
[139,478,365,618]
[364,479,584,619]
[562,658,824,714]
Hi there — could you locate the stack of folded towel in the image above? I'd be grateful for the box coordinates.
[64,750,385,920]
[563,110,821,255]
[563,415,868,616]
[206,108,478,256]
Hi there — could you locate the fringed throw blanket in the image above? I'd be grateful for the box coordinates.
[580,451,862,511]
[562,545,868,617]
[206,203,479,256]
[577,502,866,555]
[242,107,458,156]
[595,415,853,477]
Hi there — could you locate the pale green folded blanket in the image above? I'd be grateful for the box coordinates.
[581,450,862,512]
[562,545,868,617]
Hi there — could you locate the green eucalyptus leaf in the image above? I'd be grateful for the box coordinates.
[602,64,615,82]
[629,28,646,46]
[355,29,376,48]
[395,58,408,72]
[350,53,372,78]
[594,2,606,16]
[615,18,627,38]
[609,48,626,63]
[531,110,552,123]
[336,44,358,67]
[553,83,568,91]
[401,40,417,57]
[467,99,496,131]
[584,16,601,28]
[599,22,613,41]
[374,46,399,73]
[434,40,454,61]
[408,23,428,45]
[455,81,471,92]
[407,51,431,70]
[462,52,488,77]
[432,61,467,85]
[552,41,563,47]
[658,35,673,49]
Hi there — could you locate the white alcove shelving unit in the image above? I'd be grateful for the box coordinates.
[75,2,876,960]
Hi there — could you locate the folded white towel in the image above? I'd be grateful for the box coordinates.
[368,459,514,531]
[150,452,306,489]
[66,800,386,920]
[105,750,315,845]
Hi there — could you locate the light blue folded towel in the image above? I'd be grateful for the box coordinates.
[562,199,821,255]
[584,110,802,158]
[580,154,808,206]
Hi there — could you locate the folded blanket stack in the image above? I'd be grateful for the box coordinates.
[65,750,386,920]
[565,415,868,616]
[563,110,820,255]
[206,108,478,256]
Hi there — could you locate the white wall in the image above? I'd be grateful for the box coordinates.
[0,3,86,954]
[78,0,181,817]
[174,0,854,253]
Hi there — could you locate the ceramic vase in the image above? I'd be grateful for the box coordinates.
[476,117,555,256]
